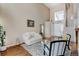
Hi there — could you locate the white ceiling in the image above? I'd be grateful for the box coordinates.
[44,3,61,9]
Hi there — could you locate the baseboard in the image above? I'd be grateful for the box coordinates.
[6,42,24,48]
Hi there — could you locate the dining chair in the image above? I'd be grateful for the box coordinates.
[66,34,71,50]
[43,40,68,56]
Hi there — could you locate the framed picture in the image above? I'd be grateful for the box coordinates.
[27,20,34,27]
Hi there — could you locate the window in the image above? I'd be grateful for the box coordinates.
[55,11,64,21]
[54,11,64,36]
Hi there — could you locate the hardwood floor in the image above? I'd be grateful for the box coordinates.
[0,43,78,56]
[70,42,78,56]
[0,45,31,56]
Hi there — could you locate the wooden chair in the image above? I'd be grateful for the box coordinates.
[66,34,71,50]
[43,40,68,56]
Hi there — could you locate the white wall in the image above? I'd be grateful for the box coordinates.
[0,3,50,47]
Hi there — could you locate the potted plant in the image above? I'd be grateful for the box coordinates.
[0,26,6,51]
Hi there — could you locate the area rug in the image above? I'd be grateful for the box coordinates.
[21,42,44,56]
[21,42,71,56]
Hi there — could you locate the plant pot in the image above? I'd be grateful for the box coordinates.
[0,46,7,51]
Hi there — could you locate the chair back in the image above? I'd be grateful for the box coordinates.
[43,40,67,56]
[66,34,71,50]
[49,40,67,56]
[66,34,71,40]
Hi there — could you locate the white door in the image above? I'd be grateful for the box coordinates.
[53,23,64,36]
[45,22,51,37]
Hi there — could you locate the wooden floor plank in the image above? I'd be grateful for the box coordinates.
[0,45,31,56]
